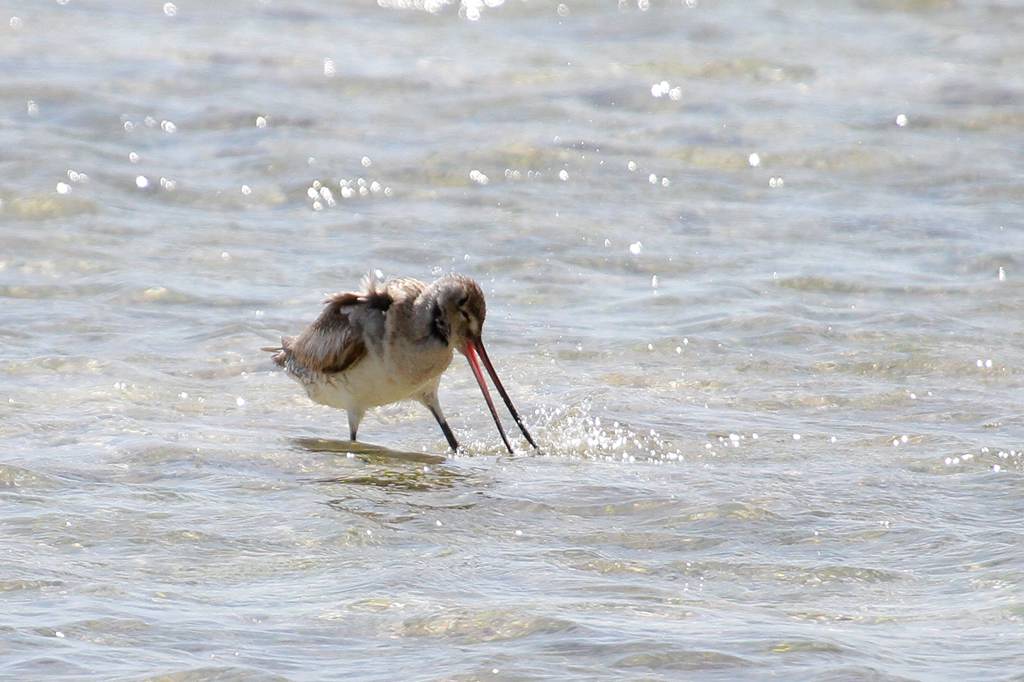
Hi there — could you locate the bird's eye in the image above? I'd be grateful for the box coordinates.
[461,310,470,322]
[457,295,469,307]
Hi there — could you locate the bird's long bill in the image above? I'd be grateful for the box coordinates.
[464,341,514,454]
[474,340,538,450]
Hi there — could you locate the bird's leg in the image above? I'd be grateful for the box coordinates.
[347,408,365,442]
[419,391,459,453]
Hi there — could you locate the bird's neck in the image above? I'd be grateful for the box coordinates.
[413,282,451,347]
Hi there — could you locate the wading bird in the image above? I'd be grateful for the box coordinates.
[264,273,537,454]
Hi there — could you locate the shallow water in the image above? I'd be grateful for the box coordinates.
[3,0,1024,679]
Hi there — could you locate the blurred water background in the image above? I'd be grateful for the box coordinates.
[2,0,1024,679]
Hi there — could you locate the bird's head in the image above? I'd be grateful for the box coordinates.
[433,274,487,350]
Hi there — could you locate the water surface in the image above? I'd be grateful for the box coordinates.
[2,1,1024,679]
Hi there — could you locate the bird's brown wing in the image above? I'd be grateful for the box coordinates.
[282,292,375,374]
[266,273,409,375]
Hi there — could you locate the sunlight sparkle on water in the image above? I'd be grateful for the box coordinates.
[896,113,908,127]
[135,176,149,189]
[748,153,761,167]
[163,3,177,17]
[629,241,643,255]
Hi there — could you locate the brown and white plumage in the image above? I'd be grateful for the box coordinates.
[265,273,537,453]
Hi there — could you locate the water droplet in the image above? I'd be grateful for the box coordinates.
[221,251,231,261]
[556,3,569,16]
[748,152,761,167]
[235,396,246,407]
[792,433,801,441]
[628,241,643,255]
[135,175,149,189]
[255,116,267,128]
[241,184,251,195]
[323,58,336,77]
[998,266,1006,281]
[661,177,670,187]
[160,119,176,133]
[162,2,177,16]
[55,182,71,195]
[361,156,372,167]
[129,151,139,163]
[26,100,39,117]
[627,160,637,172]
[648,173,657,184]
[9,16,24,29]
[651,274,658,288]
[895,113,908,127]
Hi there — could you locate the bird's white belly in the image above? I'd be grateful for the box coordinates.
[300,352,442,410]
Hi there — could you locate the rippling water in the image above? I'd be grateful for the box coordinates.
[3,1,1024,679]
